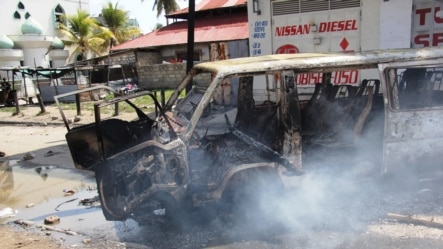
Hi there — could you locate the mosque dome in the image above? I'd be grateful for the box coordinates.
[51,36,65,49]
[0,35,14,49]
[21,17,43,34]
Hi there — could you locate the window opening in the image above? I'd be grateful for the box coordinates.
[13,11,21,19]
[54,4,66,28]
[18,2,25,10]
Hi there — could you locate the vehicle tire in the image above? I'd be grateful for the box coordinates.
[134,192,187,230]
[95,166,128,221]
[220,167,284,236]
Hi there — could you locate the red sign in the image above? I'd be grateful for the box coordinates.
[413,6,443,47]
[275,19,358,37]
[275,44,299,54]
[296,70,359,85]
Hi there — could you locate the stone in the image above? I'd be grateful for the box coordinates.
[44,215,60,225]
[22,152,35,161]
[25,203,35,208]
[73,116,81,122]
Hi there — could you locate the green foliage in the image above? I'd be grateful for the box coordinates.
[152,0,180,17]
[49,89,182,113]
[58,10,113,61]
[101,2,141,44]
[153,23,164,31]
[0,106,20,113]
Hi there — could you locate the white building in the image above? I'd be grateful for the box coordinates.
[0,0,90,102]
[246,0,441,87]
[0,0,90,71]
[247,0,441,55]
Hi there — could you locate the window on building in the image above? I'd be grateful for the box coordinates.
[54,4,66,29]
[13,11,21,20]
[176,51,201,63]
[25,12,30,19]
[17,2,25,10]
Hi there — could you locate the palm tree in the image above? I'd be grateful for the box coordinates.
[100,2,141,44]
[152,0,180,17]
[153,23,164,31]
[58,10,113,61]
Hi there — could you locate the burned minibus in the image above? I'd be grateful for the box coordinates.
[56,46,443,225]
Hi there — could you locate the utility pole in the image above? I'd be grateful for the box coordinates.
[185,0,195,94]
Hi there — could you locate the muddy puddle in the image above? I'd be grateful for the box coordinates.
[0,160,143,247]
[0,160,96,211]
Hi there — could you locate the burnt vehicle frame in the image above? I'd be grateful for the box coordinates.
[56,46,443,224]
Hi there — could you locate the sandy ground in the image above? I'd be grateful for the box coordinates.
[0,105,96,248]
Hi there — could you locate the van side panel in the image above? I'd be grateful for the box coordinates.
[383,110,443,173]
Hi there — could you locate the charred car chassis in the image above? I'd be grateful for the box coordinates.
[56,47,443,225]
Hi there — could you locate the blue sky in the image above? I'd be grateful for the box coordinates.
[89,0,190,34]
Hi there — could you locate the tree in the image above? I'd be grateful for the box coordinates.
[153,23,164,31]
[152,0,180,17]
[58,10,113,61]
[100,2,141,44]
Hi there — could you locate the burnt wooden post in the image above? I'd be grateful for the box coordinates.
[74,68,81,116]
[161,89,165,107]
[12,69,19,115]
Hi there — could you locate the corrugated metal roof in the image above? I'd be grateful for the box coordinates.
[111,13,248,51]
[167,0,247,16]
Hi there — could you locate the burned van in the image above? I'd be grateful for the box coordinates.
[56,46,443,225]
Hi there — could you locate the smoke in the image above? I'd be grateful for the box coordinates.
[207,160,382,248]
[212,116,388,247]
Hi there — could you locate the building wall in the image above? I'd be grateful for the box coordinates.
[138,63,187,89]
[0,0,89,72]
[106,40,249,90]
[379,0,413,49]
[137,51,162,65]
[411,0,443,48]
[0,0,89,37]
[108,51,137,65]
[248,0,414,55]
[160,44,211,63]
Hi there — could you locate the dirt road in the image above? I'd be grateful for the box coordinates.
[1,106,443,248]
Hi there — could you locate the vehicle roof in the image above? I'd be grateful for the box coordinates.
[193,47,443,76]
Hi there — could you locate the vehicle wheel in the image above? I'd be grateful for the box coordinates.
[95,166,128,220]
[134,192,187,230]
[221,168,284,236]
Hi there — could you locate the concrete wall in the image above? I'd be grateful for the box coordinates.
[137,63,186,89]
[379,0,413,49]
[137,62,211,90]
[107,40,249,90]
[137,51,162,65]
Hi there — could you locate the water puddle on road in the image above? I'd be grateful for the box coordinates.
[0,160,143,247]
[0,159,96,217]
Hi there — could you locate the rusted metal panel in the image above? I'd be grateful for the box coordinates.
[210,42,231,105]
[210,42,228,61]
[192,47,443,77]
